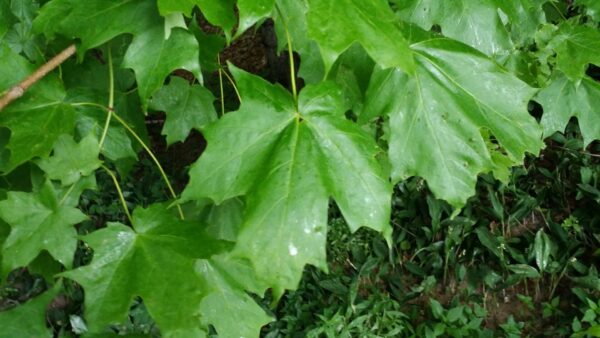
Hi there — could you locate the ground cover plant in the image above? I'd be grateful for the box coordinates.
[0,0,599,336]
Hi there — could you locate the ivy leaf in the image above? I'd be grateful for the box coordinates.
[0,181,87,273]
[0,286,60,338]
[306,0,415,74]
[547,24,600,81]
[148,77,217,145]
[37,134,102,186]
[182,66,392,294]
[123,27,202,110]
[393,0,513,55]
[61,204,232,336]
[537,73,600,146]
[363,38,543,208]
[0,46,76,174]
[33,0,161,53]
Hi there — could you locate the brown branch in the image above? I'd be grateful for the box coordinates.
[0,44,77,111]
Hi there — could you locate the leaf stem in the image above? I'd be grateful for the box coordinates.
[99,47,115,149]
[220,66,242,104]
[0,44,77,111]
[218,55,225,117]
[58,184,77,206]
[101,164,133,224]
[110,112,185,220]
[275,4,298,107]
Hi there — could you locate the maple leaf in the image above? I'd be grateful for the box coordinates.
[0,181,87,273]
[61,204,269,336]
[182,66,392,295]
[148,77,217,145]
[362,38,543,207]
[37,134,102,186]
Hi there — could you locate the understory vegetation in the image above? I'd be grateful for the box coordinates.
[0,0,600,337]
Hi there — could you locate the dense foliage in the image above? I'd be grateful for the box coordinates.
[0,0,599,336]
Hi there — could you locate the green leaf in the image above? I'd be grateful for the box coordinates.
[37,134,102,186]
[33,0,161,53]
[123,27,202,110]
[363,38,543,207]
[393,0,513,55]
[189,20,226,73]
[197,255,273,337]
[475,227,502,259]
[182,66,391,294]
[534,230,551,272]
[306,0,415,74]
[0,286,59,338]
[576,0,600,21]
[148,77,217,145]
[537,73,600,146]
[508,264,541,279]
[237,0,275,37]
[0,46,76,174]
[62,204,232,336]
[0,181,87,273]
[546,23,600,81]
[0,1,13,40]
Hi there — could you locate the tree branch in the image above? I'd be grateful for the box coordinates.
[0,44,77,111]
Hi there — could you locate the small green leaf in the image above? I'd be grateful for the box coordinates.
[0,286,59,338]
[307,0,415,74]
[534,230,551,272]
[123,27,202,110]
[576,0,600,21]
[0,181,87,274]
[429,299,445,320]
[508,264,541,279]
[537,73,600,146]
[37,134,102,186]
[237,0,275,37]
[475,227,502,258]
[547,23,600,81]
[149,77,217,145]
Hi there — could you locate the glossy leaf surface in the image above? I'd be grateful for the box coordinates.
[183,66,392,294]
[363,38,543,207]
[306,0,415,74]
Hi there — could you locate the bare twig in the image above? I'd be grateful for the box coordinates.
[0,44,77,111]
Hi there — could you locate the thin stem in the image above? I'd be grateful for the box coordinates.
[221,68,242,103]
[99,47,115,149]
[58,184,76,206]
[111,113,185,220]
[101,164,133,224]
[275,4,298,106]
[218,55,225,117]
[0,44,77,111]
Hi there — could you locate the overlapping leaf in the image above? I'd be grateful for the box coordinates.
[537,73,600,145]
[0,46,76,173]
[545,23,600,81]
[37,134,102,186]
[363,38,543,207]
[33,0,161,53]
[0,286,59,338]
[182,66,392,294]
[61,204,268,336]
[306,0,415,74]
[577,0,600,21]
[148,77,217,145]
[0,181,87,273]
[123,27,201,110]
